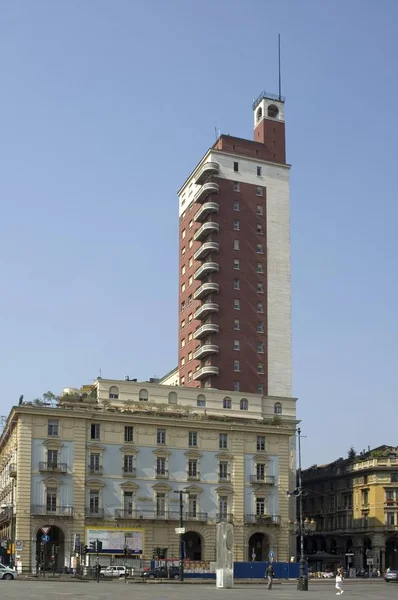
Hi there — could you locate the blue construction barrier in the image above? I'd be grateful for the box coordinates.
[234,561,303,579]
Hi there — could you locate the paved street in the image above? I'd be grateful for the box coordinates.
[0,580,395,600]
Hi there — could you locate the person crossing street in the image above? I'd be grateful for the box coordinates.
[265,563,275,590]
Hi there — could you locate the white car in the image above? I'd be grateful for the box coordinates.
[100,565,127,578]
[0,563,17,580]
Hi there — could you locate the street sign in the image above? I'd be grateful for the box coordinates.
[269,551,275,559]
[15,540,23,551]
[367,558,374,566]
[41,535,50,543]
[175,527,185,534]
[41,527,51,535]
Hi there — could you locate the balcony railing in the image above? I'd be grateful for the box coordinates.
[9,464,17,478]
[194,241,220,262]
[0,508,12,524]
[193,344,219,360]
[195,161,220,185]
[245,514,280,525]
[194,302,219,320]
[86,508,105,518]
[31,505,74,517]
[122,467,137,477]
[217,513,234,523]
[187,471,200,481]
[88,465,103,475]
[155,470,169,479]
[194,201,219,223]
[194,261,219,281]
[249,475,275,485]
[218,473,231,483]
[193,366,219,380]
[194,221,220,242]
[193,323,219,340]
[39,462,68,473]
[184,511,207,522]
[194,282,219,301]
[193,181,219,204]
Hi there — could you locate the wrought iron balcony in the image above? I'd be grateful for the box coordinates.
[195,161,220,185]
[245,514,280,525]
[8,464,17,478]
[115,508,136,519]
[0,508,12,524]
[86,508,105,518]
[187,471,200,481]
[31,505,74,517]
[193,344,219,360]
[193,181,219,204]
[218,473,231,483]
[194,261,219,281]
[193,366,219,380]
[193,323,219,340]
[217,513,234,524]
[194,241,219,262]
[194,221,219,242]
[155,469,169,479]
[249,475,275,485]
[39,462,68,473]
[122,467,137,477]
[88,465,103,475]
[194,302,219,320]
[184,511,208,522]
[194,201,219,223]
[194,282,219,300]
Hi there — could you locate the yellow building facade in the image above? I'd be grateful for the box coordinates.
[0,379,297,572]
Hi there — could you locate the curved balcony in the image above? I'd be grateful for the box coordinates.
[195,161,220,185]
[193,182,220,205]
[194,302,219,320]
[194,201,219,223]
[193,323,220,340]
[194,344,219,360]
[193,365,219,380]
[194,241,219,262]
[194,282,219,300]
[194,221,219,242]
[194,261,219,281]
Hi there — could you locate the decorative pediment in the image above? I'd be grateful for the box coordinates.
[43,476,61,488]
[43,439,64,449]
[86,478,105,489]
[216,485,233,495]
[86,443,105,452]
[254,453,268,462]
[185,484,203,494]
[253,487,269,497]
[216,452,234,461]
[120,481,139,491]
[152,448,170,457]
[120,444,138,454]
[152,482,172,492]
[184,449,202,459]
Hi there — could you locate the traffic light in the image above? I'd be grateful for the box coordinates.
[83,545,88,554]
[97,541,102,551]
[90,541,96,552]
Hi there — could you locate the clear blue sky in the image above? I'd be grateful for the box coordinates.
[1,0,397,466]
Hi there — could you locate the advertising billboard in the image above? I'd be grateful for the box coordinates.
[85,527,144,554]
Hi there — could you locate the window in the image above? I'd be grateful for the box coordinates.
[124,426,134,442]
[386,512,395,526]
[257,282,264,293]
[274,402,282,415]
[233,161,239,172]
[47,449,58,468]
[181,265,186,276]
[256,204,263,216]
[123,454,134,474]
[257,322,264,333]
[188,494,197,517]
[189,431,197,447]
[188,371,193,382]
[234,319,240,330]
[233,259,240,271]
[240,398,248,411]
[181,376,185,385]
[234,360,240,372]
[139,389,148,402]
[219,462,229,481]
[181,338,185,348]
[256,186,263,196]
[188,313,192,324]
[188,294,192,305]
[181,320,185,330]
[234,339,240,351]
[233,199,240,211]
[257,436,266,451]
[257,362,264,374]
[188,351,193,361]
[233,278,240,290]
[181,301,185,312]
[234,299,240,310]
[188,275,193,286]
[89,453,100,473]
[257,244,263,254]
[257,166,262,176]
[123,491,133,515]
[233,381,240,392]
[48,419,59,436]
[361,489,369,505]
[157,428,166,445]
[109,386,119,399]
[257,342,264,353]
[257,263,263,273]
[257,302,264,313]
[188,459,198,478]
[156,492,166,517]
[91,423,100,440]
[391,474,398,483]
[188,332,193,342]
[89,490,100,515]
[233,181,240,192]
[223,397,231,409]
[233,219,240,231]
[219,495,228,517]
[386,490,395,501]
[189,238,193,249]
[181,283,186,293]
[181,229,186,239]
[181,246,186,256]
[233,239,240,251]
[46,488,57,513]
[189,219,193,229]
[156,457,166,475]
[257,224,263,234]
[180,357,185,367]
[219,433,228,449]
[189,258,193,268]
[257,384,264,394]
[197,394,206,407]
[256,497,265,516]
[256,463,265,481]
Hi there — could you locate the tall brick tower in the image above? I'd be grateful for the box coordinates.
[177,92,291,397]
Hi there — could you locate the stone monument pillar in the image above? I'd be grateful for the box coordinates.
[216,522,234,588]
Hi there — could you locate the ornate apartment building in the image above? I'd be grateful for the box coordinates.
[0,378,297,571]
[301,446,398,573]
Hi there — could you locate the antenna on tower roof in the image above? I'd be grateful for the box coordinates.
[278,33,282,101]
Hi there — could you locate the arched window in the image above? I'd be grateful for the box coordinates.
[139,389,148,402]
[274,402,282,415]
[268,104,279,119]
[223,397,232,409]
[240,398,248,411]
[256,107,263,122]
[197,394,206,408]
[109,386,119,399]
[168,391,177,405]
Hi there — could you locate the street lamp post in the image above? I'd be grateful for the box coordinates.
[173,489,189,582]
[1,478,15,569]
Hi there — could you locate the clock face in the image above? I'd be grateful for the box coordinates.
[226,530,233,551]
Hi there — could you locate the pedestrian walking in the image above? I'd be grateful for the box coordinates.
[265,563,274,590]
[335,567,344,595]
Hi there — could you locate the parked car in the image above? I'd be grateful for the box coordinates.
[384,569,398,583]
[141,566,180,579]
[100,565,127,578]
[0,563,17,580]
